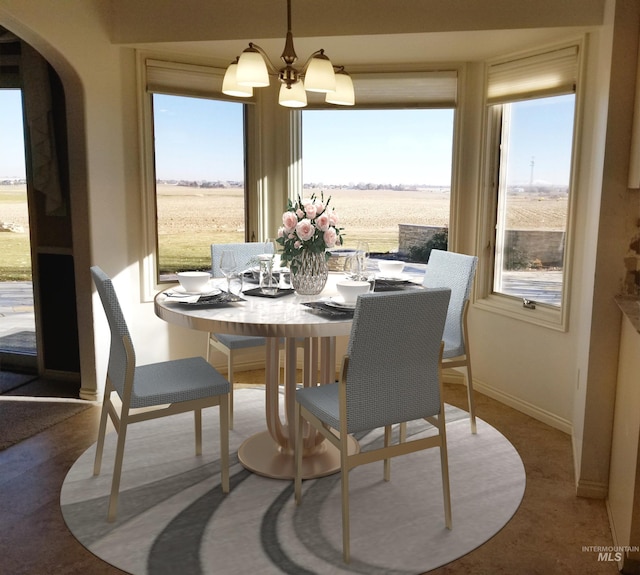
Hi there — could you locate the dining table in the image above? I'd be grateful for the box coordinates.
[154,264,425,480]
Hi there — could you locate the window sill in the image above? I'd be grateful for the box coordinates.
[475,293,567,332]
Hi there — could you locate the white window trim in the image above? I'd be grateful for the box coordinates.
[474,40,585,332]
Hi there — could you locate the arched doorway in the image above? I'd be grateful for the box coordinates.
[0,25,80,387]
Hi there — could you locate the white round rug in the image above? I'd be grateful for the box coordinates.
[61,387,525,574]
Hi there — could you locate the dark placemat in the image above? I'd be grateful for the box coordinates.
[243,287,295,298]
[302,301,355,318]
[173,291,245,306]
[374,279,422,292]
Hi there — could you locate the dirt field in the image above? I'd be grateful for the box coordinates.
[1,183,568,275]
[156,184,567,243]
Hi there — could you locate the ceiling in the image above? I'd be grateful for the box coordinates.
[110,0,603,67]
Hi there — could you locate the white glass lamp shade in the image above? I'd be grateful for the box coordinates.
[236,49,270,87]
[222,64,253,97]
[304,54,336,93]
[325,71,355,105]
[279,80,307,108]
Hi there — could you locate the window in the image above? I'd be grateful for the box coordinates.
[478,44,580,328]
[301,109,453,258]
[140,58,255,291]
[152,94,246,280]
[493,95,574,306]
[299,71,457,261]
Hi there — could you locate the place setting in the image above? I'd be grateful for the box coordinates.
[241,251,296,298]
[373,259,423,290]
[303,277,371,318]
[163,271,245,306]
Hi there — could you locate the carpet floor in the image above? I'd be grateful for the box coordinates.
[61,388,525,575]
[0,370,37,394]
[0,397,92,451]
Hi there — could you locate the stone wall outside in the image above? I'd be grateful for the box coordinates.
[398,224,565,267]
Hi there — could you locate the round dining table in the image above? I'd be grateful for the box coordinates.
[154,272,359,480]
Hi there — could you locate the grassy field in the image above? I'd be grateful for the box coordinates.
[0,183,567,279]
[0,185,31,281]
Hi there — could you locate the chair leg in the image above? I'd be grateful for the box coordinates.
[194,408,202,456]
[294,402,303,504]
[227,353,234,430]
[438,417,452,529]
[219,394,230,493]
[399,421,407,443]
[465,361,477,434]
[93,388,111,476]
[341,448,351,563]
[107,419,129,522]
[383,425,391,481]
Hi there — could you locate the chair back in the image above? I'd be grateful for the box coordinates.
[90,266,135,400]
[344,289,451,433]
[422,250,478,357]
[211,242,274,277]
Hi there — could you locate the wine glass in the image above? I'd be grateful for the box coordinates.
[219,250,237,293]
[356,241,370,279]
[264,236,283,270]
[264,237,276,255]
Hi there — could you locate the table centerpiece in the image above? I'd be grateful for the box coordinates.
[276,192,343,295]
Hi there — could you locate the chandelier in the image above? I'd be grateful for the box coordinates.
[222,0,355,108]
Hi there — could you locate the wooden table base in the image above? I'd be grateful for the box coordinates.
[238,430,359,479]
[237,336,359,479]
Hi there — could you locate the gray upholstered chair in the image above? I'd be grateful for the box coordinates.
[90,266,230,521]
[208,242,273,429]
[422,249,478,433]
[294,288,452,563]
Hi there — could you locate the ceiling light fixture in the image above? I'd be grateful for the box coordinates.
[222,0,355,108]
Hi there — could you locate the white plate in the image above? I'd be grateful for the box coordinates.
[325,297,357,310]
[170,285,221,296]
[375,273,413,282]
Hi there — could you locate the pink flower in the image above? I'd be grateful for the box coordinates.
[294,240,302,249]
[296,219,315,241]
[296,208,304,219]
[304,203,317,219]
[323,227,338,248]
[282,211,298,232]
[315,201,325,215]
[277,226,285,238]
[316,213,330,232]
[329,210,339,226]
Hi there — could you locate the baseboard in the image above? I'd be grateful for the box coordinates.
[576,478,608,499]
[445,371,573,435]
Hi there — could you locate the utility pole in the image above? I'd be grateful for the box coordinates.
[529,156,535,188]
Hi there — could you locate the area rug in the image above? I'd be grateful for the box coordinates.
[0,396,92,451]
[61,388,526,575]
[0,330,36,354]
[0,370,37,394]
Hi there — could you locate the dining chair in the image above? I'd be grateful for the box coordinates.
[209,242,273,429]
[422,249,479,433]
[294,288,452,563]
[90,266,230,521]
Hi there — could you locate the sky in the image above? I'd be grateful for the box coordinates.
[1,90,574,186]
[0,90,26,179]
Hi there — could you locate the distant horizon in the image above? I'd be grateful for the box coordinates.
[2,90,573,187]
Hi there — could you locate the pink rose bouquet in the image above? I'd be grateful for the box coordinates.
[276,192,344,272]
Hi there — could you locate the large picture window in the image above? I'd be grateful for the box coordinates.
[152,94,246,280]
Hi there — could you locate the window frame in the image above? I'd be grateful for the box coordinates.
[291,66,463,253]
[137,53,259,301]
[475,41,584,331]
